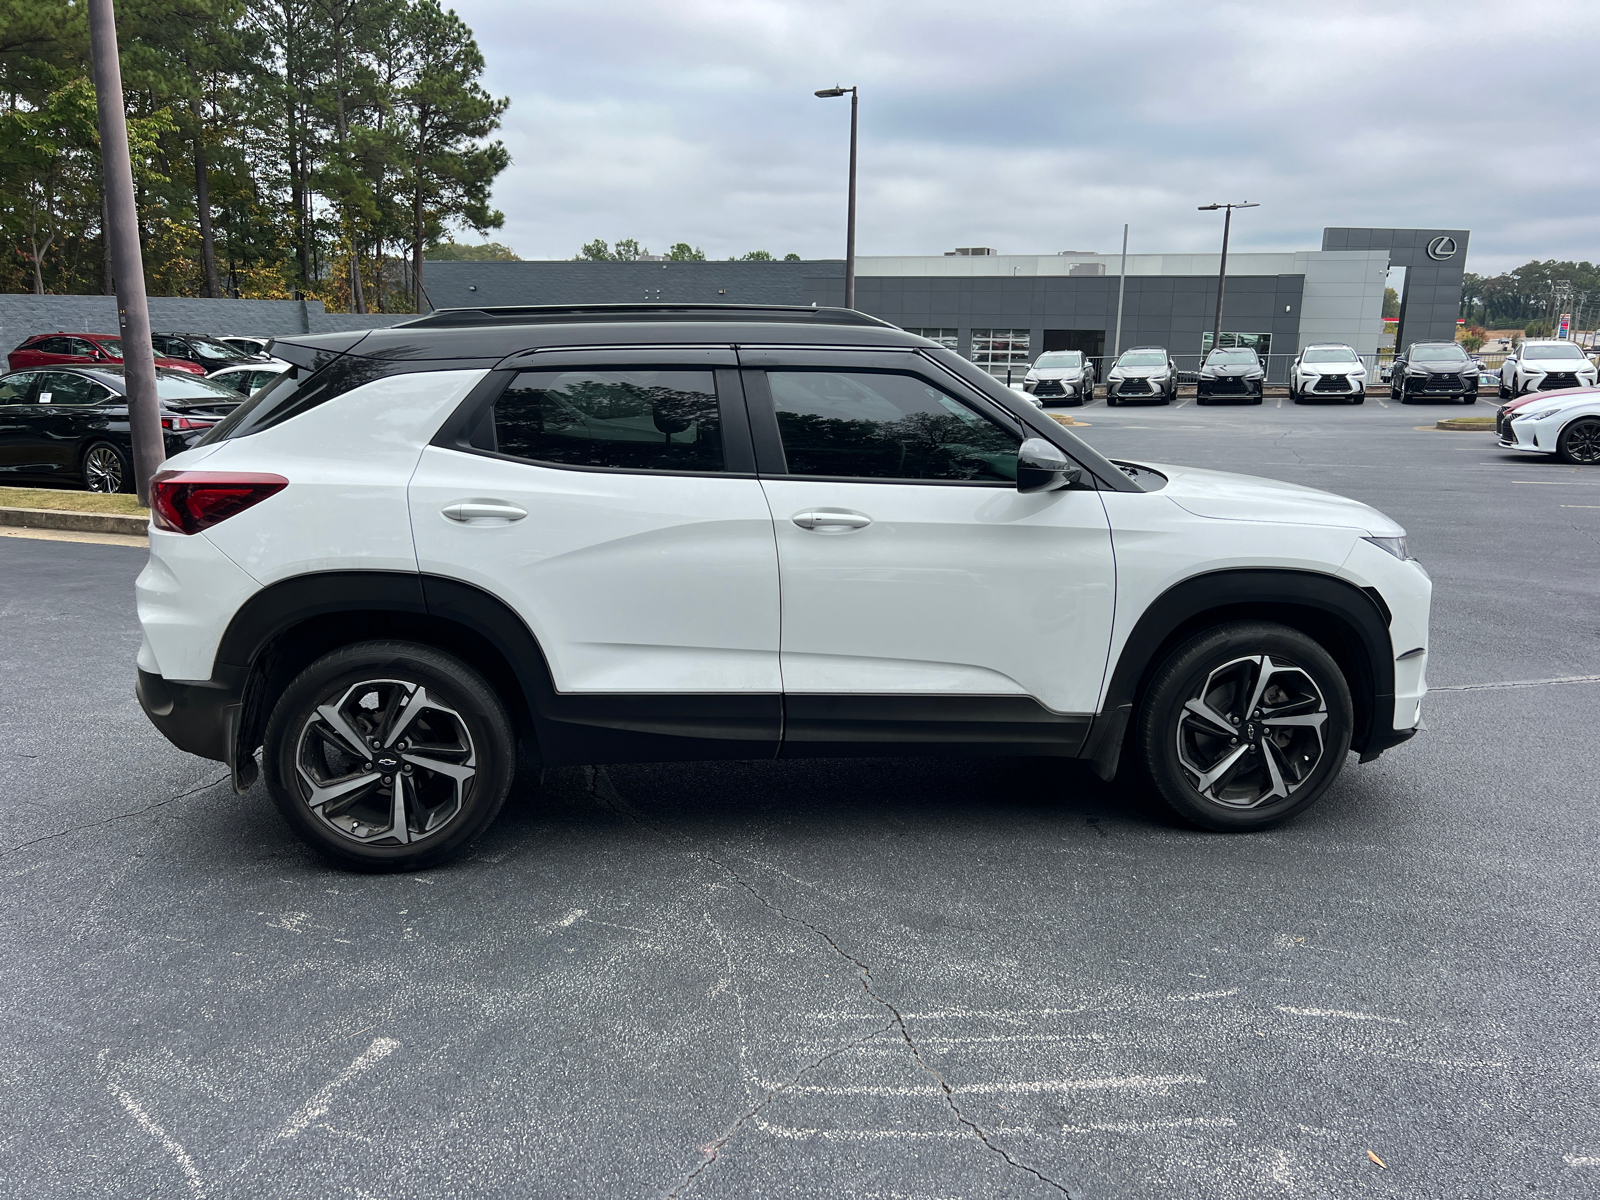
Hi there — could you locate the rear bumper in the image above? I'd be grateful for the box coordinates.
[137,666,243,764]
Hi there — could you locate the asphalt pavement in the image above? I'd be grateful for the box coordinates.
[2,394,1598,1199]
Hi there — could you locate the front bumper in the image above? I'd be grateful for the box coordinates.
[1397,374,1478,399]
[1196,377,1263,398]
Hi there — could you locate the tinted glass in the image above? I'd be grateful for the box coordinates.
[1525,343,1584,361]
[0,373,37,403]
[767,370,1019,483]
[65,338,97,357]
[149,336,177,354]
[1206,349,1258,365]
[154,371,255,401]
[1118,351,1167,367]
[1035,352,1083,368]
[1411,345,1469,362]
[195,351,380,443]
[188,337,249,359]
[35,372,101,405]
[1303,348,1359,364]
[494,369,723,472]
[95,337,124,357]
[33,337,71,355]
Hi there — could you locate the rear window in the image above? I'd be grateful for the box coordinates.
[196,352,387,443]
[154,372,245,401]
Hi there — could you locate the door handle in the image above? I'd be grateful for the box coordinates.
[443,500,528,523]
[792,509,871,531]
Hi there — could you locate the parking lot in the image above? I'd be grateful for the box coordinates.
[3,396,1598,1199]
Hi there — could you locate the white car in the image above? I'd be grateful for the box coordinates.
[1497,390,1600,464]
[207,361,291,397]
[1499,339,1599,398]
[1105,347,1177,405]
[133,304,1431,870]
[1023,350,1096,406]
[1289,344,1367,403]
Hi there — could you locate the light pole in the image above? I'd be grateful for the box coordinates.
[1198,201,1258,355]
[88,0,162,503]
[1113,223,1129,358]
[814,85,857,309]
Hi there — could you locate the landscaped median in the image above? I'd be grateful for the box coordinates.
[0,487,150,536]
[1434,416,1497,431]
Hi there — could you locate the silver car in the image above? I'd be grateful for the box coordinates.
[1022,350,1096,406]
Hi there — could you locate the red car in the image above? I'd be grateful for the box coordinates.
[6,332,206,375]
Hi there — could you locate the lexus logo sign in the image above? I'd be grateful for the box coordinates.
[1426,236,1458,261]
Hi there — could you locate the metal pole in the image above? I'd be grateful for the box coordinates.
[845,87,857,310]
[1113,223,1128,357]
[1212,206,1231,354]
[88,0,162,505]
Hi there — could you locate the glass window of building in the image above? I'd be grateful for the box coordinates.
[904,328,959,353]
[1201,332,1272,356]
[971,329,1032,376]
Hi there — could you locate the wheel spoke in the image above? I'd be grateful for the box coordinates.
[315,704,373,759]
[1182,698,1237,736]
[297,767,379,810]
[1258,736,1290,802]
[383,686,432,747]
[1241,656,1275,717]
[1195,743,1251,793]
[387,774,412,844]
[1262,711,1328,729]
[401,752,474,782]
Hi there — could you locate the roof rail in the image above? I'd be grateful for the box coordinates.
[396,302,896,330]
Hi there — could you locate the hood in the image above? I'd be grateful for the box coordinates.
[1408,361,1473,374]
[1521,358,1594,371]
[1112,365,1166,377]
[1510,388,1600,412]
[1200,364,1261,376]
[1300,362,1363,374]
[1133,461,1405,535]
[1027,367,1085,380]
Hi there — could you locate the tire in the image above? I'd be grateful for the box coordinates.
[1556,417,1600,465]
[1106,395,1117,407]
[83,441,133,493]
[1135,620,1353,832]
[1462,395,1477,404]
[1353,396,1365,405]
[1498,381,1510,400]
[262,640,515,871]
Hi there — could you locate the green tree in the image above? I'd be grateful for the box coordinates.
[783,252,800,261]
[425,238,518,260]
[733,249,773,261]
[664,242,703,261]
[1382,286,1399,318]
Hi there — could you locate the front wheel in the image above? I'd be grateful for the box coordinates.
[262,640,515,870]
[1136,621,1353,832]
[1557,417,1600,465]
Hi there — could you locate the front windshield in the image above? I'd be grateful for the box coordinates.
[188,337,250,359]
[1118,351,1166,367]
[1303,347,1358,364]
[1205,349,1257,365]
[1034,352,1083,369]
[1525,343,1585,361]
[1411,345,1469,363]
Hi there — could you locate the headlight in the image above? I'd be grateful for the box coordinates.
[1525,408,1563,421]
[1246,372,1264,380]
[1404,368,1428,377]
[1363,535,1412,560]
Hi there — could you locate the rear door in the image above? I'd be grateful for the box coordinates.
[742,349,1116,754]
[0,372,41,475]
[409,347,782,762]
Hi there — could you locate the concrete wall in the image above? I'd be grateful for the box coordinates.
[0,294,411,354]
[1322,227,1469,350]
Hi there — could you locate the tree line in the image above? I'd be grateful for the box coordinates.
[576,238,802,263]
[0,0,509,313]
[1459,260,1600,332]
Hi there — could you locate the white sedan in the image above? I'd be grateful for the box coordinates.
[1498,389,1600,464]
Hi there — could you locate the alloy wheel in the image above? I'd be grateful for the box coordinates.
[84,445,124,493]
[293,678,477,846]
[1175,654,1329,809]
[1562,419,1600,465]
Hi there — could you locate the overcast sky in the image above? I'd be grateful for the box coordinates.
[451,0,1594,275]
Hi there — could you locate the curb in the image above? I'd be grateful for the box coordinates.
[0,506,150,536]
[1434,418,1496,431]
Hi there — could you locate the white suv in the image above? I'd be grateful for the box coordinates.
[1499,339,1599,397]
[135,305,1431,870]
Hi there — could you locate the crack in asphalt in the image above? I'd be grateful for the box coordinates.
[583,767,1073,1199]
[0,772,230,859]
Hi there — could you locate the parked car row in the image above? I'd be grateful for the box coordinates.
[6,330,289,396]
[1025,344,1370,407]
[0,366,243,492]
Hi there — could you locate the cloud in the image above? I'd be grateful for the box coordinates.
[452,0,1598,273]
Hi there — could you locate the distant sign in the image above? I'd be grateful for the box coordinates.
[1426,236,1458,261]
[1559,313,1572,339]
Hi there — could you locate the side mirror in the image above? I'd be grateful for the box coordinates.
[1017,437,1083,494]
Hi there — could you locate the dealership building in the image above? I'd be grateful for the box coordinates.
[422,226,1468,376]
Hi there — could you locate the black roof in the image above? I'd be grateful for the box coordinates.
[401,302,895,329]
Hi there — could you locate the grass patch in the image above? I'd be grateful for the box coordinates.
[1435,417,1497,431]
[0,486,149,516]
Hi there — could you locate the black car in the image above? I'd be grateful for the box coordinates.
[1389,342,1479,404]
[149,332,271,375]
[0,366,241,492]
[1195,347,1266,404]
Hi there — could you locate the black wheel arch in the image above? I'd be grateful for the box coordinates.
[1080,568,1395,781]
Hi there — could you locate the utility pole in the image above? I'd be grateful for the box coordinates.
[814,85,858,309]
[1113,223,1128,358]
[88,0,163,504]
[1198,201,1258,355]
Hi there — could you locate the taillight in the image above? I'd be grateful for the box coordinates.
[161,416,214,431]
[150,471,288,535]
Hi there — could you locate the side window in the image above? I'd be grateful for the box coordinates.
[40,373,101,405]
[0,373,37,403]
[765,370,1020,483]
[32,337,69,355]
[492,368,724,473]
[64,338,97,357]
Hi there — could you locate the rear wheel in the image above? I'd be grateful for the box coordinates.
[1556,418,1600,465]
[83,442,132,493]
[263,640,515,870]
[1136,621,1353,832]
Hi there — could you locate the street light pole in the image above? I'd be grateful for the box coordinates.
[1113,223,1128,358]
[87,0,162,504]
[814,85,858,309]
[1198,201,1258,355]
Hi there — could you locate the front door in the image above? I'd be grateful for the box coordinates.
[742,354,1116,754]
[408,349,782,763]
